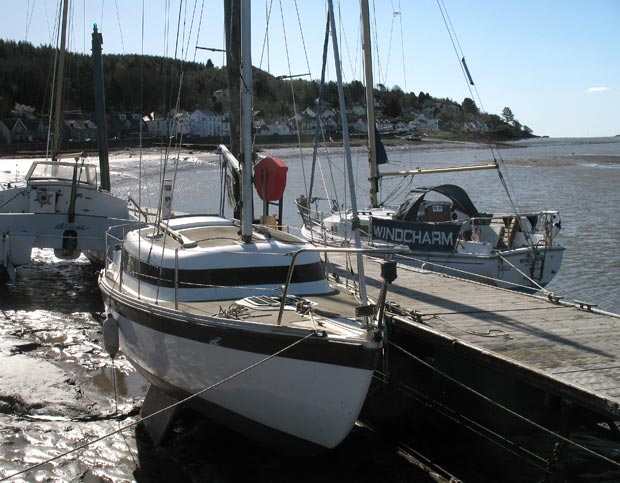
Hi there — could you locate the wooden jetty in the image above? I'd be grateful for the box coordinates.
[326,253,620,448]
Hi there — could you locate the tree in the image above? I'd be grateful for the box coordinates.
[501,107,514,123]
[462,97,479,116]
[10,103,35,119]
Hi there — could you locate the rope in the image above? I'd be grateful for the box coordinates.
[0,330,318,482]
[388,340,620,470]
[497,253,547,293]
[430,313,512,340]
[395,252,551,294]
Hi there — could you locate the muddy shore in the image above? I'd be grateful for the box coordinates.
[0,253,439,483]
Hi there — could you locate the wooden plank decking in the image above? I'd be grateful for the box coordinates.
[326,253,620,420]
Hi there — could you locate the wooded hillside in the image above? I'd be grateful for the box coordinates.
[0,39,531,139]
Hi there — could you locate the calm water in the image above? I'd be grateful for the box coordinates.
[102,136,620,313]
[0,136,619,481]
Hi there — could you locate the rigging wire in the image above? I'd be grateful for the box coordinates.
[396,0,406,91]
[381,2,397,85]
[388,339,620,471]
[435,0,535,246]
[113,0,125,53]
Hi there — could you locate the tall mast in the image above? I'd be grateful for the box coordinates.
[361,0,379,208]
[240,0,253,242]
[224,0,242,219]
[52,0,69,160]
[92,24,110,191]
[327,0,368,305]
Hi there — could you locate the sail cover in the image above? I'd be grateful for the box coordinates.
[394,184,481,222]
[375,126,388,165]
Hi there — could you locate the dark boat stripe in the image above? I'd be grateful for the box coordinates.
[101,282,380,370]
[124,251,326,288]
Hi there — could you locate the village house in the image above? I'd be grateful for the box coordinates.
[376,118,394,133]
[66,119,97,142]
[109,112,147,139]
[23,119,48,142]
[408,114,439,132]
[189,108,223,137]
[394,121,409,133]
[0,118,29,144]
[353,119,368,133]
[255,119,292,136]
[143,112,175,138]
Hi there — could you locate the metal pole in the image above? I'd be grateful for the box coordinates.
[240,0,253,242]
[52,0,69,160]
[92,24,110,191]
[361,0,379,208]
[327,0,368,306]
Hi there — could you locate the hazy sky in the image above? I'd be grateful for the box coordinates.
[2,0,619,138]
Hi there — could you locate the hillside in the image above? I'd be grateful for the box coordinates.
[0,39,532,141]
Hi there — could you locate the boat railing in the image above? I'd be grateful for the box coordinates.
[103,225,407,317]
[277,246,408,326]
[454,211,561,248]
[295,195,339,228]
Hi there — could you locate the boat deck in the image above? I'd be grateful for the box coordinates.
[327,252,620,420]
[138,285,369,337]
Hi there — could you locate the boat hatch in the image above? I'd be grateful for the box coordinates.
[237,295,317,311]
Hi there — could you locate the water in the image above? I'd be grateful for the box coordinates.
[0,137,619,481]
[101,137,620,312]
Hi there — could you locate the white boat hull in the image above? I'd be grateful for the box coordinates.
[300,225,564,291]
[101,291,378,450]
[398,245,564,290]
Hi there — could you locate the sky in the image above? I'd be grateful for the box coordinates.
[2,0,619,138]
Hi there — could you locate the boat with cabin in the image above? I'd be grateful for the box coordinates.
[296,0,564,292]
[99,0,393,451]
[0,20,131,281]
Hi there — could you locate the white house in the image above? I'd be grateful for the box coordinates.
[144,112,176,138]
[353,119,368,133]
[394,121,409,133]
[189,108,223,137]
[376,118,394,133]
[408,115,439,132]
[256,120,292,136]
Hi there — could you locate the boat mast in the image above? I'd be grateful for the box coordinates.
[52,0,69,160]
[327,0,368,305]
[240,0,253,242]
[224,0,242,220]
[92,24,110,191]
[361,0,379,208]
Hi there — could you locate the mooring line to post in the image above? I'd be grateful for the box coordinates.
[388,339,620,470]
[0,330,319,482]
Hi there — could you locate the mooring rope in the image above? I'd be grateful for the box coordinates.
[0,330,318,482]
[496,253,547,293]
[395,252,550,294]
[388,340,620,470]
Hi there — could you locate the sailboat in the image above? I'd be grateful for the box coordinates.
[0,7,131,281]
[297,0,564,292]
[99,0,393,451]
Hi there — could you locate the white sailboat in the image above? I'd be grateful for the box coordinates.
[99,0,393,451]
[297,0,564,292]
[0,6,131,281]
